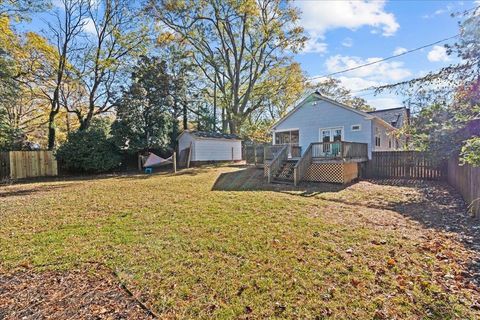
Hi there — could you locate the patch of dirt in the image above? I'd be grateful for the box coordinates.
[0,265,155,320]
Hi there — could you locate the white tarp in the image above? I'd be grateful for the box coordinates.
[143,153,172,167]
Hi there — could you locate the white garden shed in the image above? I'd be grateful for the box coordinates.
[177,130,243,165]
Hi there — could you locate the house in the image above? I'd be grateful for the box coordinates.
[265,91,409,185]
[177,130,243,166]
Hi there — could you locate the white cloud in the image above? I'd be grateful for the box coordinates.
[308,75,404,110]
[303,39,328,54]
[82,18,97,35]
[427,45,450,62]
[296,0,399,53]
[368,97,403,110]
[422,3,454,19]
[309,54,413,110]
[325,55,412,82]
[342,37,353,48]
[393,47,408,55]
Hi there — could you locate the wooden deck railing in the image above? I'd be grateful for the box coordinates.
[291,145,302,158]
[264,145,287,160]
[265,144,301,159]
[293,144,313,186]
[311,141,368,159]
[265,144,288,183]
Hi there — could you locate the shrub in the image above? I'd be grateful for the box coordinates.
[460,137,480,167]
[56,129,122,173]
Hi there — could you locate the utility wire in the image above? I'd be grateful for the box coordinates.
[307,5,480,81]
[307,34,459,81]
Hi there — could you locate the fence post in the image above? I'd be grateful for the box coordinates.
[173,152,177,173]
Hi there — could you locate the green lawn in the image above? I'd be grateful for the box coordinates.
[1,166,479,319]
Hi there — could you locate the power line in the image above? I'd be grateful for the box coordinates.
[307,34,459,81]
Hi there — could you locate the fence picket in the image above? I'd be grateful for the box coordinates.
[365,151,445,180]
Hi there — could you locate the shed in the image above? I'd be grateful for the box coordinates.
[177,131,243,165]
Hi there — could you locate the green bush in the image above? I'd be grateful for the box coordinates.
[56,129,121,173]
[460,137,480,167]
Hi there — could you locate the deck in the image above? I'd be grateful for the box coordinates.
[264,142,368,185]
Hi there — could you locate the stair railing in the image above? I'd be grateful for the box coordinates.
[293,143,313,186]
[266,144,288,183]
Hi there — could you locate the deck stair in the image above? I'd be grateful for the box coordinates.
[273,159,298,182]
[265,142,369,185]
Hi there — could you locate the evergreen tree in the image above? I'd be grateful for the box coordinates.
[111,56,173,153]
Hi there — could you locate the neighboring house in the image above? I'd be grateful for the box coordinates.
[265,91,409,185]
[177,130,242,166]
[271,91,408,158]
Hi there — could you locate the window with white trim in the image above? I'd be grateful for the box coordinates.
[375,127,381,147]
[351,124,361,131]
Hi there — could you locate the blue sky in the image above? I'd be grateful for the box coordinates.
[21,0,478,111]
[292,0,478,110]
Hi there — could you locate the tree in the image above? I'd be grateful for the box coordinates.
[240,62,306,141]
[313,78,374,112]
[64,0,151,131]
[111,56,173,153]
[0,0,49,21]
[41,0,88,150]
[148,0,306,134]
[0,16,66,149]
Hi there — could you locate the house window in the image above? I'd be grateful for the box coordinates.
[351,124,361,131]
[274,130,299,145]
[388,139,392,149]
[375,127,381,147]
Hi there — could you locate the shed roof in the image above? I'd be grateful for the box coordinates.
[178,130,241,141]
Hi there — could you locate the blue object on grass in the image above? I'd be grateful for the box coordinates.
[145,167,153,174]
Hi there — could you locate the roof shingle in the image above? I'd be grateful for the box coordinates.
[367,107,410,129]
[188,131,241,140]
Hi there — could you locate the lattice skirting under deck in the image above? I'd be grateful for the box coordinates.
[303,162,358,184]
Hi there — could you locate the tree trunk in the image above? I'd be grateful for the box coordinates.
[79,111,94,131]
[222,107,227,133]
[213,79,216,131]
[182,102,188,130]
[47,109,58,150]
[228,120,237,134]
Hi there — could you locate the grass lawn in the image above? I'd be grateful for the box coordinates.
[1,166,479,319]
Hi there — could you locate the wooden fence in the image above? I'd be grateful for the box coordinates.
[447,157,480,216]
[0,151,58,180]
[243,144,266,165]
[364,151,446,180]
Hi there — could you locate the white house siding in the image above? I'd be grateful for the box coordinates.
[371,120,397,151]
[178,132,196,160]
[193,139,242,161]
[274,99,374,157]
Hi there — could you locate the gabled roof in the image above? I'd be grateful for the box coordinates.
[177,130,241,141]
[367,107,410,129]
[271,91,396,131]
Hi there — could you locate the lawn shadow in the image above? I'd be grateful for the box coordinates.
[0,167,208,186]
[211,166,347,197]
[0,184,72,198]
